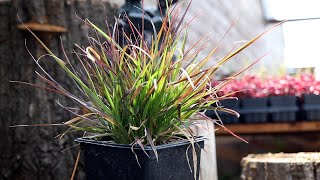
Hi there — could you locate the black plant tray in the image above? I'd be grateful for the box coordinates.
[269,95,298,107]
[239,109,269,123]
[219,113,239,124]
[205,99,240,124]
[75,137,205,180]
[269,96,298,122]
[220,98,240,108]
[240,97,268,108]
[302,94,320,120]
[204,111,239,124]
[302,105,320,120]
[303,94,320,105]
[240,97,269,123]
[269,109,298,122]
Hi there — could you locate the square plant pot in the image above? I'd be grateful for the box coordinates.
[269,95,297,107]
[220,98,240,109]
[240,97,268,108]
[205,99,240,124]
[219,112,239,124]
[75,137,205,180]
[269,96,298,122]
[240,97,269,123]
[239,110,269,123]
[303,94,320,105]
[302,94,320,120]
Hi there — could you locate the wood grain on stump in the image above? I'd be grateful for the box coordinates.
[241,152,320,180]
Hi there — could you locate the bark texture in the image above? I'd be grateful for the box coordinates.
[0,0,120,179]
[241,152,320,180]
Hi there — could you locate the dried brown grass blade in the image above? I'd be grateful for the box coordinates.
[70,149,81,180]
[64,113,96,125]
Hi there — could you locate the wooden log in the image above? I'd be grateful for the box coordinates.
[241,152,320,180]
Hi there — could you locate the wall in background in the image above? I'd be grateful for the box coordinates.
[180,0,285,75]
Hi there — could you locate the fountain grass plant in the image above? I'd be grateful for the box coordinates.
[21,1,281,158]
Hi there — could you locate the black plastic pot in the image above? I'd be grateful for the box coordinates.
[205,99,240,124]
[75,137,205,180]
[302,94,320,120]
[269,95,298,122]
[239,97,269,123]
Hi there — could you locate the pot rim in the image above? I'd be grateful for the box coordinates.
[75,136,206,150]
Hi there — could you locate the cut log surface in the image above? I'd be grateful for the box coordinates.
[241,152,320,180]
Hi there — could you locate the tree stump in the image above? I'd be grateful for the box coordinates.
[0,0,121,179]
[241,152,320,180]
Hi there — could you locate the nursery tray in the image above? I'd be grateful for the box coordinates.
[269,107,299,122]
[239,109,269,123]
[302,105,320,120]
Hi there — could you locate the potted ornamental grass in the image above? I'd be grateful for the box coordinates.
[20,0,281,179]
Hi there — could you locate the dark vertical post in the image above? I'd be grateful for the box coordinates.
[118,0,178,47]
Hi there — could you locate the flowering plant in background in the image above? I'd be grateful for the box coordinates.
[266,75,303,96]
[218,75,268,98]
[266,74,320,96]
[217,73,320,98]
[299,74,320,95]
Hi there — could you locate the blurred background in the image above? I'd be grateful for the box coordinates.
[1,0,320,179]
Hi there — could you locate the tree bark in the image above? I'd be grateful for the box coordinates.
[241,152,320,180]
[0,0,120,179]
